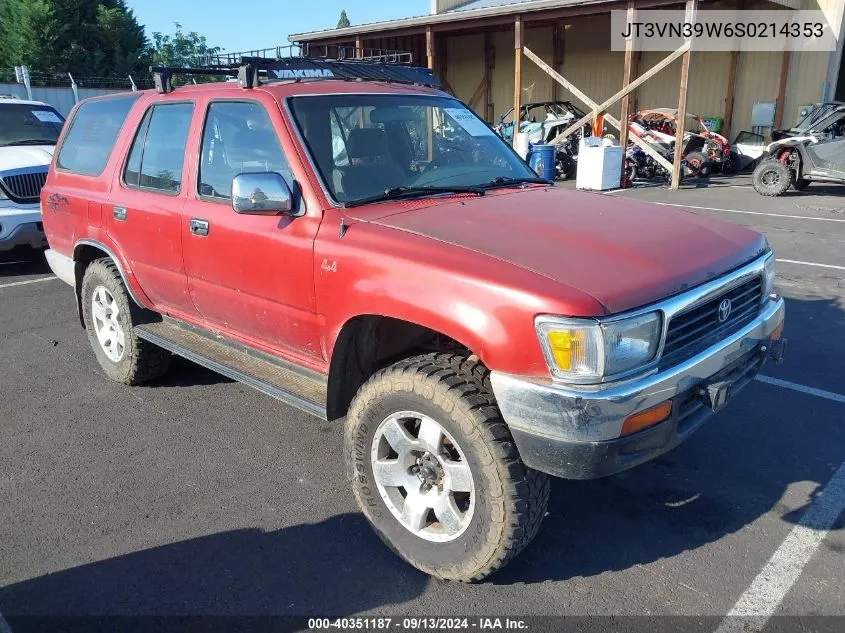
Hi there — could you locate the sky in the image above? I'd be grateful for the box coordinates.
[128,0,430,54]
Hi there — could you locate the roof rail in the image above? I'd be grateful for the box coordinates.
[150,44,439,94]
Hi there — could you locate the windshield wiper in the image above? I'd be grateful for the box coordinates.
[3,139,57,146]
[480,176,553,190]
[344,185,485,208]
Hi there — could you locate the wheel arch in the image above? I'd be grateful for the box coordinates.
[72,239,147,327]
[325,314,475,422]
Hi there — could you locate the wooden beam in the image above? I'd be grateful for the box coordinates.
[549,39,691,144]
[468,77,487,111]
[355,36,362,59]
[618,0,637,158]
[484,32,494,122]
[523,43,673,173]
[723,50,739,139]
[426,26,435,69]
[774,48,791,129]
[670,0,696,190]
[552,23,563,101]
[513,15,524,149]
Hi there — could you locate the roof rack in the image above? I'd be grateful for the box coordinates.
[150,44,440,94]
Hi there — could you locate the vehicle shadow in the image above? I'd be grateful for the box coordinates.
[0,251,50,276]
[0,514,427,622]
[150,355,236,387]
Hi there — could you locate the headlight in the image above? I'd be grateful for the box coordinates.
[536,312,662,382]
[763,255,775,299]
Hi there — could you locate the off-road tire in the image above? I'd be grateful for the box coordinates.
[81,258,171,385]
[752,159,792,196]
[345,353,549,582]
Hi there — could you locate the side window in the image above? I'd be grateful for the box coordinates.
[123,103,193,194]
[198,101,291,200]
[57,95,138,176]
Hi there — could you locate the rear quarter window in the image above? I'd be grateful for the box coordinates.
[56,94,139,176]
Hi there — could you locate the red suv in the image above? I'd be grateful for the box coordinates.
[41,54,786,581]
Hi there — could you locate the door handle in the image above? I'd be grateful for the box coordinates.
[113,206,127,221]
[189,218,209,237]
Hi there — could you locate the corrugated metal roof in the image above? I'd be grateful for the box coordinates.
[288,0,605,42]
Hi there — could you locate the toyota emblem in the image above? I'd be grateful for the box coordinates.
[717,298,732,323]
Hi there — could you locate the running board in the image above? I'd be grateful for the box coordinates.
[135,320,327,420]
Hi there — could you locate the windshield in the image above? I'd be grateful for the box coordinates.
[288,94,538,204]
[793,103,841,133]
[0,103,64,147]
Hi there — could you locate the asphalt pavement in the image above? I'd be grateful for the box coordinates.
[0,174,843,631]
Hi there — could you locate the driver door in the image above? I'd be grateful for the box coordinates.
[181,96,323,361]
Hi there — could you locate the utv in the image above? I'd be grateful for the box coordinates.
[752,102,845,196]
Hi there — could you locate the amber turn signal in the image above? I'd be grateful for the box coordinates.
[621,401,672,436]
[770,322,784,341]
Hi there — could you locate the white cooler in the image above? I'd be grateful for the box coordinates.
[576,137,623,191]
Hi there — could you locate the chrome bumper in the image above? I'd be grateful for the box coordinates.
[490,297,785,479]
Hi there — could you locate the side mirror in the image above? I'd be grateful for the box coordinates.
[232,172,294,216]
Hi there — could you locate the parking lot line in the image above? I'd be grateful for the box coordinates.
[714,461,845,633]
[648,201,845,224]
[756,375,845,405]
[776,258,845,271]
[0,276,57,290]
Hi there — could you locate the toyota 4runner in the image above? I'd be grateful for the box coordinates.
[41,52,786,581]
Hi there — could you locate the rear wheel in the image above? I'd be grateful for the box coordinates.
[345,353,549,581]
[555,152,575,181]
[752,159,792,196]
[81,259,171,384]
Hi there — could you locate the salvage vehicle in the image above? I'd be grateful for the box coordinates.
[42,50,786,582]
[0,97,65,257]
[752,105,845,196]
[629,108,732,177]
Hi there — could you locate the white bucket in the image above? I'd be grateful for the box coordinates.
[515,132,531,159]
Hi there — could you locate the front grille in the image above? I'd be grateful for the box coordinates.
[660,277,763,369]
[0,170,48,203]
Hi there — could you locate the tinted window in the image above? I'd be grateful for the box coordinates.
[123,103,193,193]
[198,102,290,200]
[0,103,64,148]
[57,95,138,176]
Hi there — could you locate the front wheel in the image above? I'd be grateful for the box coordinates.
[752,159,792,196]
[345,353,549,581]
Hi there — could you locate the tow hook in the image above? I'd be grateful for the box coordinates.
[763,338,788,365]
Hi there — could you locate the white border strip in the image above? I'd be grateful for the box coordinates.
[776,259,845,271]
[649,201,845,223]
[714,461,845,633]
[0,276,57,289]
[756,375,845,405]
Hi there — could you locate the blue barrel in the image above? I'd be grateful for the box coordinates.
[528,144,556,181]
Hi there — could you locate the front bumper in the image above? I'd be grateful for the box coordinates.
[490,297,785,479]
[0,204,46,253]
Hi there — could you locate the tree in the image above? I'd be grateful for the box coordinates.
[0,0,149,77]
[149,22,222,70]
[337,10,350,29]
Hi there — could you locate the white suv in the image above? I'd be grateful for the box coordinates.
[0,97,65,256]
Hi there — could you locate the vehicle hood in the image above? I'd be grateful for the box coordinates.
[353,187,768,315]
[0,145,55,172]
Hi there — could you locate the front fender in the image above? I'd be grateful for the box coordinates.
[314,214,605,378]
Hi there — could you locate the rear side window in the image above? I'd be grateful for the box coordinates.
[56,95,138,176]
[123,103,193,193]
